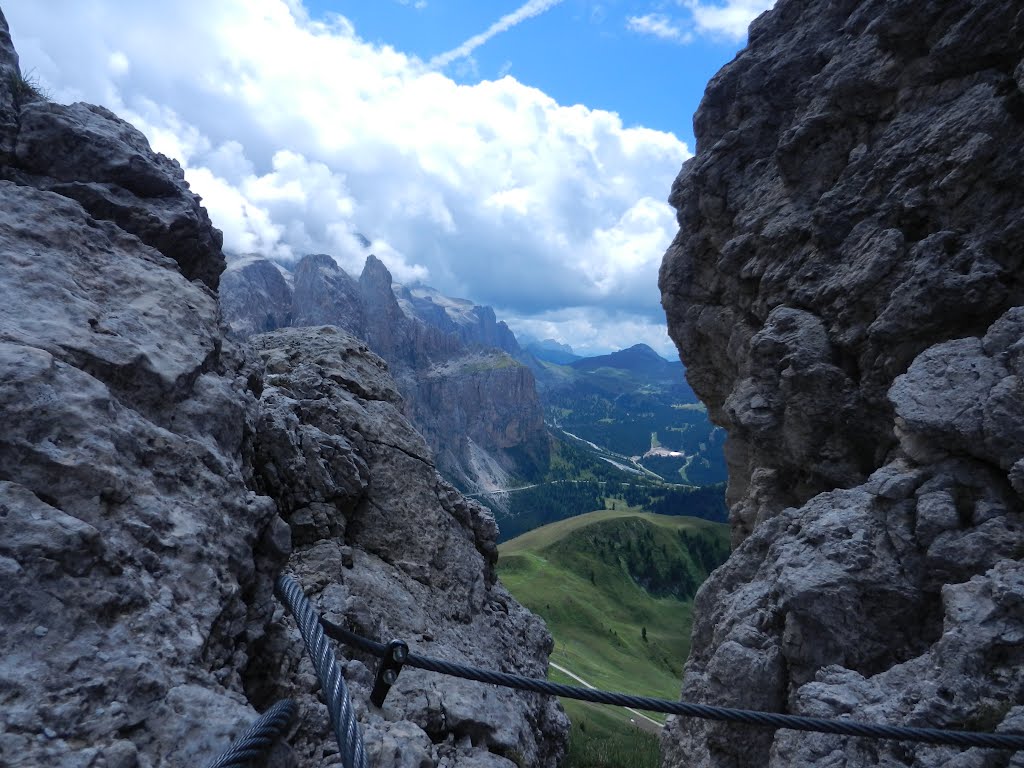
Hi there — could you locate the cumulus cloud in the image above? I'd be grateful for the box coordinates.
[628,0,775,44]
[5,0,689,354]
[684,0,775,40]
[429,0,565,69]
[504,307,677,358]
[626,14,692,43]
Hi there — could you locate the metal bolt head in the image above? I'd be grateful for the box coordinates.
[383,669,398,685]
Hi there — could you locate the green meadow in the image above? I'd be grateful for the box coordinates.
[497,505,730,767]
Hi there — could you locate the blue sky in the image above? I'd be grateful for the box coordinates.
[310,0,748,147]
[5,0,773,356]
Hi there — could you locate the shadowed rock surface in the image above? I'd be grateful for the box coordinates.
[659,0,1024,766]
[0,8,567,766]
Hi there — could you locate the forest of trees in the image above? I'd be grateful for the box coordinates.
[489,435,728,541]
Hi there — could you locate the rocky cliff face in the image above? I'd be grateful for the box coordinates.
[659,1,1024,766]
[221,253,549,492]
[220,255,295,337]
[394,283,521,356]
[246,328,567,767]
[0,14,283,764]
[0,8,566,766]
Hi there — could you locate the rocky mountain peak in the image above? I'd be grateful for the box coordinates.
[359,252,395,297]
[291,252,366,337]
[220,251,548,494]
[396,282,521,356]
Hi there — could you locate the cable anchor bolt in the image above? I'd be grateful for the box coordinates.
[371,640,409,707]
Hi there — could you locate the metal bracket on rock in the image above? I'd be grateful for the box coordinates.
[370,640,409,707]
[319,616,408,707]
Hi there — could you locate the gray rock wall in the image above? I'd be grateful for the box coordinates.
[0,8,567,766]
[247,327,567,767]
[659,1,1024,766]
[0,11,284,762]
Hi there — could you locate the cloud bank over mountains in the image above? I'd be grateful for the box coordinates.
[7,0,695,355]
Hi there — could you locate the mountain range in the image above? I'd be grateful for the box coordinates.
[221,252,548,493]
[220,253,728,500]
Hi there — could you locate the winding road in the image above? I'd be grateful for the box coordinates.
[548,660,665,733]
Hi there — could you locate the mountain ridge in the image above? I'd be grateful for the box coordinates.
[221,251,549,493]
[570,343,682,377]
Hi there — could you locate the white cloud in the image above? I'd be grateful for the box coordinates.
[4,0,690,355]
[628,1,775,44]
[626,14,691,43]
[429,0,565,69]
[107,50,130,76]
[504,307,678,359]
[683,0,775,41]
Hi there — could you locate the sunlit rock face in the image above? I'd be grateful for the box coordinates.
[246,327,568,768]
[659,0,1024,765]
[0,8,283,765]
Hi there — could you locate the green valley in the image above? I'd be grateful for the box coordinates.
[490,436,727,542]
[497,508,730,767]
[526,343,728,487]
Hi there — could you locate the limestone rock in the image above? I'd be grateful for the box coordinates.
[661,0,1024,539]
[292,253,367,338]
[7,99,224,290]
[0,124,282,768]
[244,327,569,767]
[659,1,1024,766]
[1,7,222,291]
[0,7,20,160]
[394,283,521,356]
[221,255,295,337]
[0,10,566,766]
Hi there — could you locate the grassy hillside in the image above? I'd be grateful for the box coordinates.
[490,436,727,542]
[559,697,661,768]
[498,508,729,702]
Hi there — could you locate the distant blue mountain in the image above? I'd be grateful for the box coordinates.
[571,343,682,379]
[525,338,580,364]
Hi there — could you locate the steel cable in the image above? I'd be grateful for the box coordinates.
[320,618,1024,752]
[276,575,368,768]
[206,699,297,768]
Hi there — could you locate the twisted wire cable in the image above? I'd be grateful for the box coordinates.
[206,699,298,768]
[276,575,368,768]
[320,618,1024,752]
